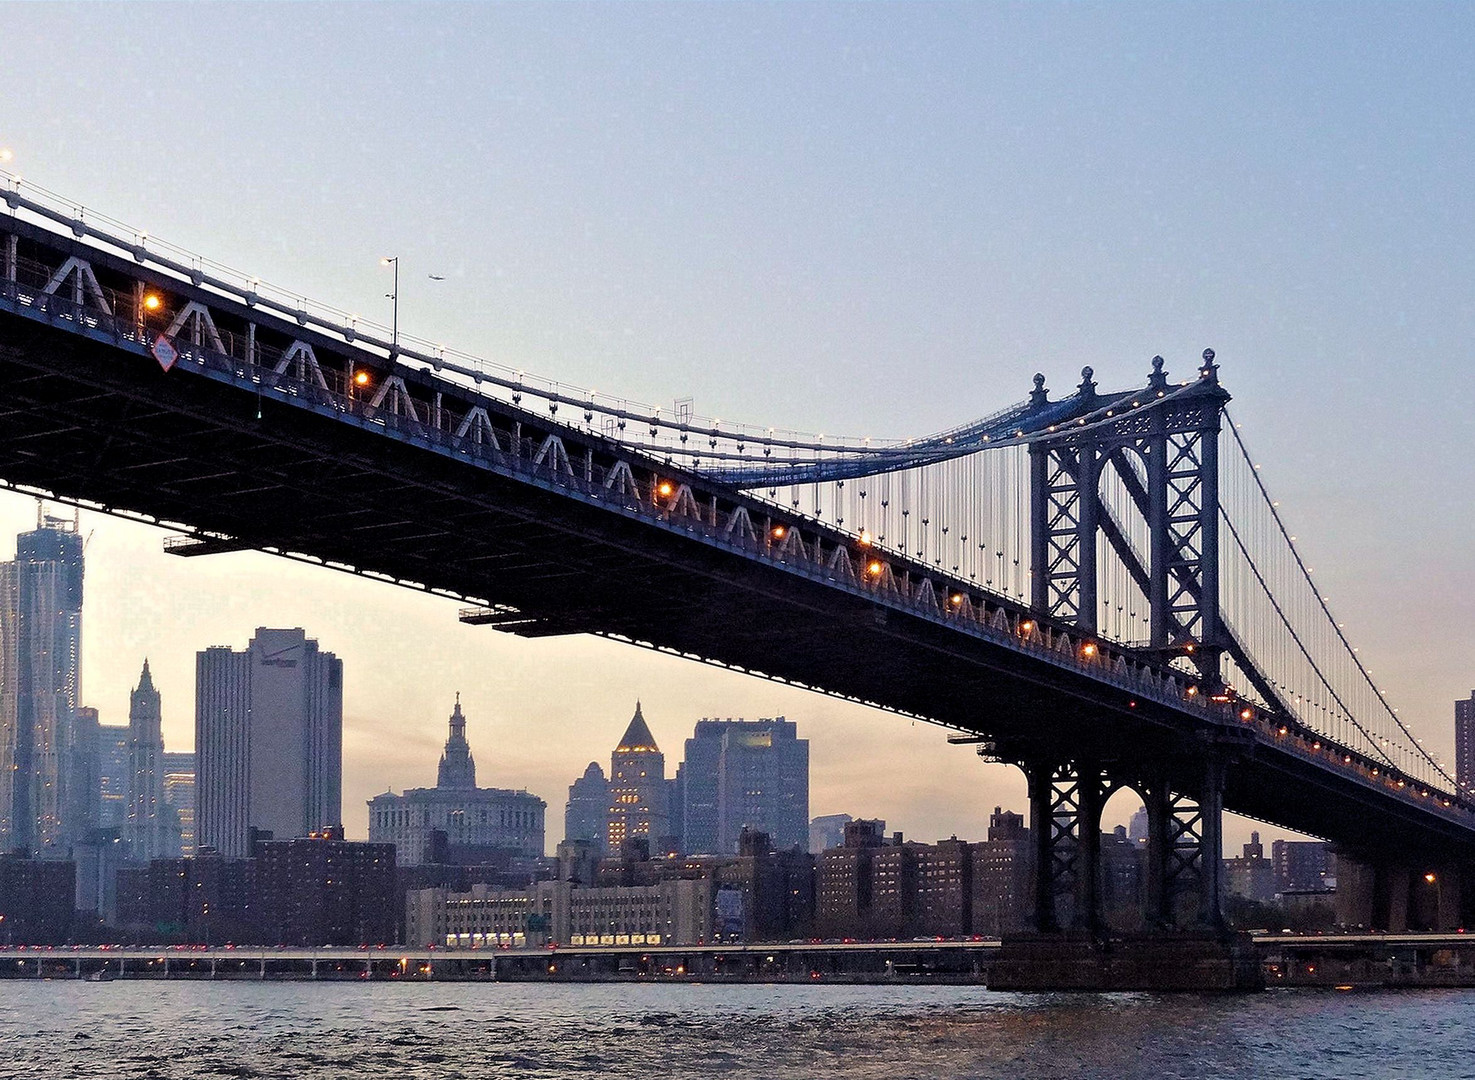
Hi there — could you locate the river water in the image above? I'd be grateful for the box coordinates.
[0,982,1468,1079]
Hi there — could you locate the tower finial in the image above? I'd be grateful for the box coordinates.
[1029,373,1049,409]
[1148,355,1168,391]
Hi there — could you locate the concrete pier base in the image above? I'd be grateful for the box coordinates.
[988,933,1264,992]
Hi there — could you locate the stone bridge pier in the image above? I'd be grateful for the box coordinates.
[1335,854,1469,932]
[991,748,1260,991]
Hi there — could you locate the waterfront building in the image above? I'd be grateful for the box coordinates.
[1458,692,1475,792]
[196,628,343,858]
[917,838,973,937]
[868,840,920,939]
[970,806,1034,937]
[255,829,396,946]
[564,762,610,855]
[0,853,76,943]
[606,703,669,853]
[162,752,197,857]
[0,512,87,854]
[124,661,180,861]
[367,698,546,865]
[815,819,885,937]
[406,876,715,949]
[809,813,853,855]
[677,717,809,855]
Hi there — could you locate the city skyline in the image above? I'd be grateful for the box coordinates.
[3,4,1473,858]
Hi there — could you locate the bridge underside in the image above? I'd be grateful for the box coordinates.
[0,313,1470,877]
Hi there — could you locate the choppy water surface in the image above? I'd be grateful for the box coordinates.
[0,981,1469,1079]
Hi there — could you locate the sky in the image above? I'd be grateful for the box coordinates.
[2,3,1473,850]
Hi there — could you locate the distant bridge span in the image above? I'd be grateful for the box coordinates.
[0,178,1463,934]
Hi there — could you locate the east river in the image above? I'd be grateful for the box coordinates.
[0,982,1468,1079]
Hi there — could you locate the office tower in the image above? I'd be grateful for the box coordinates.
[678,717,809,855]
[368,698,546,864]
[0,510,85,855]
[124,660,178,860]
[607,702,668,853]
[97,723,130,827]
[565,762,610,854]
[196,628,343,858]
[1458,692,1475,791]
[162,752,197,856]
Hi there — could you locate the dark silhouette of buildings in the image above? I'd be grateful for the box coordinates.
[256,830,396,946]
[1272,840,1334,894]
[115,831,395,946]
[1224,831,1277,903]
[0,854,74,943]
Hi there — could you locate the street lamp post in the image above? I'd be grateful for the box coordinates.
[381,256,399,353]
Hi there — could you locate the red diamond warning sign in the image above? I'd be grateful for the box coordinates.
[152,334,179,372]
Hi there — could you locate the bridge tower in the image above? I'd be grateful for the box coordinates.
[1028,351,1229,682]
[1020,354,1234,940]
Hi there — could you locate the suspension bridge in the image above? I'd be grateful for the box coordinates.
[0,174,1463,951]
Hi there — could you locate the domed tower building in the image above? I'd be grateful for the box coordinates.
[367,696,545,865]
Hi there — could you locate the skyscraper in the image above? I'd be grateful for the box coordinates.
[1457,692,1475,792]
[607,702,668,853]
[196,628,343,858]
[565,762,610,854]
[124,661,179,860]
[678,717,809,855]
[0,510,86,855]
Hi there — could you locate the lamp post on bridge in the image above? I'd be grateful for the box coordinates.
[381,255,399,355]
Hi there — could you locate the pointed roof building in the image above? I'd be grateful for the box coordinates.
[616,700,660,753]
[437,694,478,790]
[608,701,669,852]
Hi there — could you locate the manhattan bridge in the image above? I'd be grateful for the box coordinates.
[0,173,1465,940]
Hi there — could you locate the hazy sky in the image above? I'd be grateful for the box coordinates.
[3,3,1473,850]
